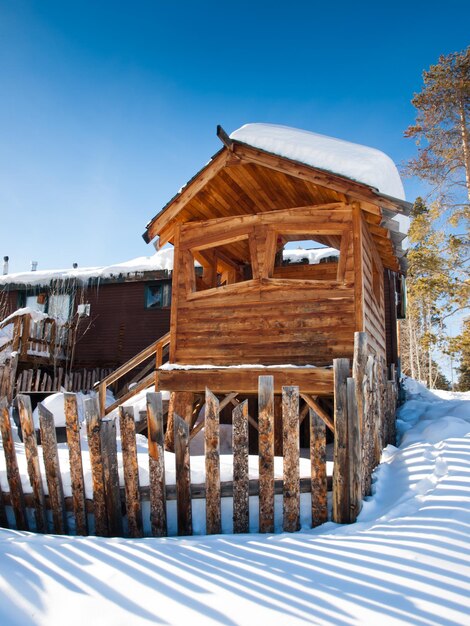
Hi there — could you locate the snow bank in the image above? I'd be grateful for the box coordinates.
[230,123,406,201]
[0,247,174,287]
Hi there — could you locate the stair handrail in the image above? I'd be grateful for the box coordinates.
[96,331,170,417]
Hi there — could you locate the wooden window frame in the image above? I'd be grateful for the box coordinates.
[268,226,350,285]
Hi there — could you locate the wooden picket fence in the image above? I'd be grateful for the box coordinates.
[16,366,114,395]
[0,331,398,537]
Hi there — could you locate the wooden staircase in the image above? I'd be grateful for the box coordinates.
[95,331,170,417]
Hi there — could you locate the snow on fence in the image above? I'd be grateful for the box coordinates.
[0,332,398,537]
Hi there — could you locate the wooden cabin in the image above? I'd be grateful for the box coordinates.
[142,124,410,419]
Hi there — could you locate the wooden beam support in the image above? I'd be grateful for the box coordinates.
[157,367,334,396]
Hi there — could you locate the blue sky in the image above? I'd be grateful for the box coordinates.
[1,0,469,273]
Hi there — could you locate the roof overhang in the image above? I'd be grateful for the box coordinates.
[143,127,412,273]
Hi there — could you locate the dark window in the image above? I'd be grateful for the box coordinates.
[145,283,171,309]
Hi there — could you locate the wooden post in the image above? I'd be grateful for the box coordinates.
[0,398,28,530]
[64,393,88,535]
[232,400,249,533]
[84,397,108,537]
[165,391,195,452]
[309,407,327,527]
[258,375,274,533]
[119,406,143,538]
[273,395,283,456]
[353,331,368,433]
[100,418,123,537]
[147,392,167,537]
[347,377,362,522]
[98,382,106,418]
[20,315,31,358]
[17,394,47,533]
[205,388,221,535]
[332,358,350,524]
[7,354,18,403]
[38,403,68,534]
[362,355,375,497]
[282,386,300,533]
[174,413,192,536]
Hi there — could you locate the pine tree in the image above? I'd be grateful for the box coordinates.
[405,46,470,228]
[399,198,467,388]
[449,317,470,391]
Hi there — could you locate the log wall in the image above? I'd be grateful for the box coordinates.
[172,205,357,366]
[360,216,387,362]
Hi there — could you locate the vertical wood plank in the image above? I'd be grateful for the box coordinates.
[332,358,350,524]
[352,203,364,332]
[84,397,108,537]
[282,386,300,533]
[98,382,106,418]
[38,403,68,534]
[205,388,221,535]
[310,407,327,527]
[0,398,28,530]
[258,375,274,533]
[119,406,143,538]
[169,223,182,363]
[165,391,195,452]
[17,394,47,533]
[174,413,192,535]
[347,377,362,522]
[232,400,249,533]
[353,331,368,433]
[64,393,88,535]
[100,418,123,537]
[273,395,283,456]
[147,392,167,537]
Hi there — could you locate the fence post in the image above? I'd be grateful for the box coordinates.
[174,412,192,536]
[38,403,68,534]
[147,392,167,537]
[17,394,48,532]
[282,385,300,532]
[84,397,108,537]
[205,388,221,535]
[258,375,275,533]
[0,397,28,530]
[64,393,88,535]
[332,358,350,524]
[101,417,123,537]
[119,406,143,538]
[347,378,362,521]
[232,400,249,533]
[310,406,327,527]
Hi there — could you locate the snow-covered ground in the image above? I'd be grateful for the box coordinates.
[0,380,469,625]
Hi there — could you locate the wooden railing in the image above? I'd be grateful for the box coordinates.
[96,331,171,417]
[0,312,69,363]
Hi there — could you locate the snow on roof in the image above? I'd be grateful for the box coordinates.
[230,123,406,201]
[0,247,174,287]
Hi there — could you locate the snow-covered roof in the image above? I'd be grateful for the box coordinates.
[230,123,406,201]
[0,248,174,288]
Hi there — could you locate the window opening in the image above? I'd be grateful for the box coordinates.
[145,282,172,309]
[274,235,340,280]
[190,237,252,293]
